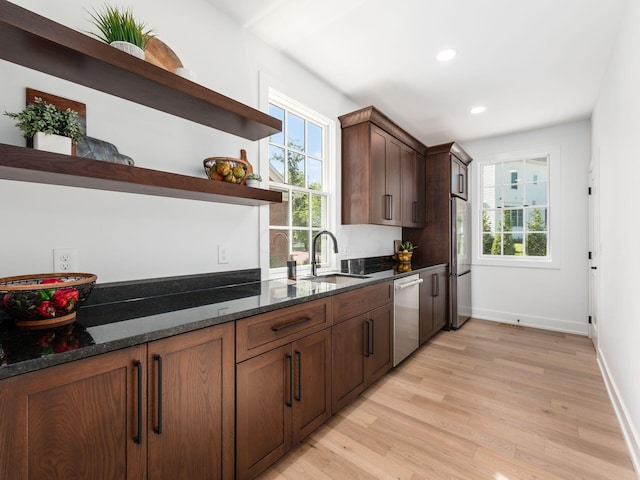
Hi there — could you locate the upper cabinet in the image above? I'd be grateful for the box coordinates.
[339,106,426,227]
[450,155,469,200]
[428,142,472,201]
[0,1,283,206]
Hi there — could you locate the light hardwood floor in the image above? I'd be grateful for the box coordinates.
[258,319,637,480]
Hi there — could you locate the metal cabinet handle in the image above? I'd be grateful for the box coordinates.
[285,353,293,407]
[294,350,302,402]
[396,278,424,290]
[432,273,439,297]
[364,320,371,357]
[385,194,393,220]
[458,173,464,194]
[272,316,312,332]
[134,360,143,445]
[369,318,375,355]
[153,354,163,435]
[412,201,417,224]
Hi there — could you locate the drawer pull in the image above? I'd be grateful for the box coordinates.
[134,360,143,445]
[294,350,302,402]
[272,316,312,332]
[285,353,293,407]
[364,320,371,357]
[153,354,163,435]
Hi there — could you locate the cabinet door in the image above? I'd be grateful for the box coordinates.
[147,323,234,480]
[331,314,368,414]
[292,329,331,443]
[419,270,436,344]
[0,345,147,480]
[236,344,292,480]
[451,155,468,200]
[366,303,393,383]
[370,125,402,226]
[402,145,424,227]
[433,267,448,332]
[420,267,449,343]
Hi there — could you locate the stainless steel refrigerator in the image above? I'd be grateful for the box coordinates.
[450,197,472,329]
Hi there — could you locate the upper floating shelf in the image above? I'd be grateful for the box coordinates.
[0,1,282,141]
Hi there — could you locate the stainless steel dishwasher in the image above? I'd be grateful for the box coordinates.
[393,274,423,366]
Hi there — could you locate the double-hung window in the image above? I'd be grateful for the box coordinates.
[267,90,334,275]
[481,156,549,259]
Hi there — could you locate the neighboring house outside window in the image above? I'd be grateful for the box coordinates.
[267,91,335,275]
[481,156,549,259]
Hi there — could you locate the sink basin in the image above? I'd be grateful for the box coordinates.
[306,273,370,285]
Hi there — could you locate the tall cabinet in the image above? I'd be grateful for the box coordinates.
[404,142,473,266]
[339,106,426,227]
[404,143,472,332]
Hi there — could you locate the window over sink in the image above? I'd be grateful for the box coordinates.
[266,89,335,275]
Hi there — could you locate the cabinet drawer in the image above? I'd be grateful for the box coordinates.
[236,298,332,362]
[332,281,393,325]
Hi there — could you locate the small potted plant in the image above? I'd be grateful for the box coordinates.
[4,97,83,155]
[397,241,417,264]
[245,172,262,187]
[88,4,155,59]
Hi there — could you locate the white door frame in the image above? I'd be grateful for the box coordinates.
[588,148,600,349]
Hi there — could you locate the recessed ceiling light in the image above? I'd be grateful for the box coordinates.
[436,48,456,62]
[470,106,487,114]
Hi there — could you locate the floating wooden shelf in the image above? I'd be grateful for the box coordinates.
[0,144,281,206]
[0,1,282,205]
[0,1,281,141]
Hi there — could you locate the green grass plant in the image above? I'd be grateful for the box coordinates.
[88,4,154,49]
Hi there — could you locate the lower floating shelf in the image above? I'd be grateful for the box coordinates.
[0,144,281,206]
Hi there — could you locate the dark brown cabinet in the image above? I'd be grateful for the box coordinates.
[235,299,332,480]
[404,142,473,267]
[331,282,394,414]
[370,125,403,225]
[339,106,426,227]
[147,324,235,480]
[0,322,234,480]
[419,264,448,344]
[451,155,469,200]
[402,147,426,228]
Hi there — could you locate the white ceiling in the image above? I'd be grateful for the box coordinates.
[209,0,628,146]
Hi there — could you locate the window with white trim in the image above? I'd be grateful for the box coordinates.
[267,92,334,274]
[481,156,549,258]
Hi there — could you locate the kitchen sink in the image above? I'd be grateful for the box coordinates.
[305,273,370,285]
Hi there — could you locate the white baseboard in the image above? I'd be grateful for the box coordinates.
[598,351,640,478]
[472,307,589,335]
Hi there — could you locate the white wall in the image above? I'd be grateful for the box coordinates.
[461,120,591,335]
[592,0,640,470]
[0,0,398,283]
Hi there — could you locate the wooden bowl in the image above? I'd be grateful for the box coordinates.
[203,149,253,185]
[0,273,97,329]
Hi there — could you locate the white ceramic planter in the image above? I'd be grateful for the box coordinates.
[110,41,145,59]
[33,132,72,155]
[246,179,260,188]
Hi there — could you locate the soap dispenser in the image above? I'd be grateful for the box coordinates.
[287,255,297,280]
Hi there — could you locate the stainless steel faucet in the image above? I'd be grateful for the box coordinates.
[311,230,339,276]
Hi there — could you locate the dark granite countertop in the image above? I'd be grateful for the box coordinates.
[0,260,447,380]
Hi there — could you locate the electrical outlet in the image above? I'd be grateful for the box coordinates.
[218,245,229,264]
[53,248,77,272]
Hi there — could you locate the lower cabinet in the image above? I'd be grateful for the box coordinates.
[331,284,393,415]
[0,322,235,480]
[235,299,332,480]
[419,264,448,344]
[147,323,235,480]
